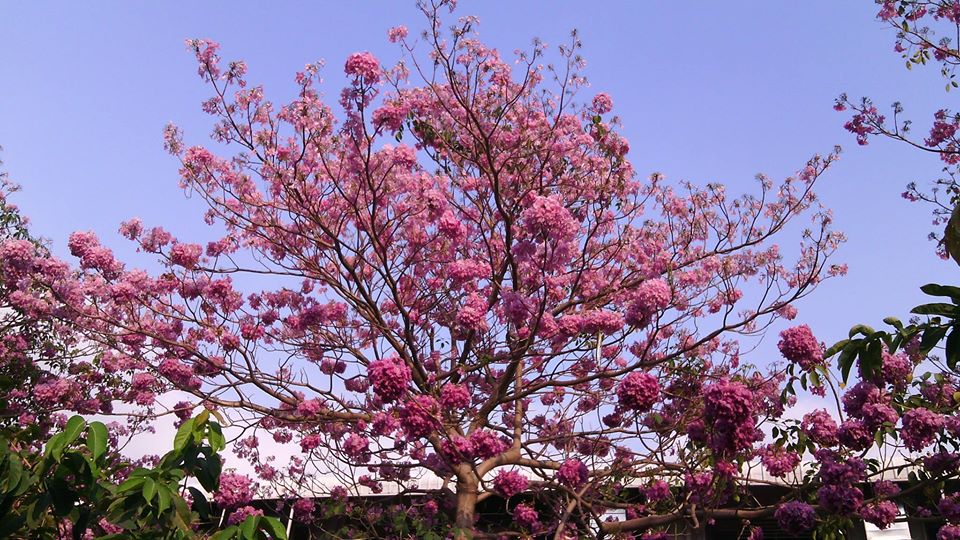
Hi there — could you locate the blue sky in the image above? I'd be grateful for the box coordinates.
[1,0,956,353]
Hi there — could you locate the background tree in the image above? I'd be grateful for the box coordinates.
[837,0,960,262]
[0,162,155,446]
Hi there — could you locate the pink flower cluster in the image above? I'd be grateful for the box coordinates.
[901,408,944,451]
[226,505,263,525]
[455,293,489,334]
[398,395,440,438]
[644,480,671,502]
[342,433,370,463]
[700,379,759,458]
[775,501,816,535]
[214,473,256,509]
[68,231,121,276]
[801,409,839,446]
[940,525,960,540]
[513,503,539,530]
[367,357,411,403]
[169,242,203,269]
[469,429,509,459]
[843,382,897,432]
[492,469,528,498]
[439,383,471,409]
[616,371,659,412]
[387,26,408,43]
[759,444,800,477]
[941,494,960,525]
[520,195,578,242]
[344,52,380,83]
[816,450,865,516]
[777,325,822,370]
[591,93,614,114]
[625,279,671,327]
[861,501,898,529]
[556,458,589,489]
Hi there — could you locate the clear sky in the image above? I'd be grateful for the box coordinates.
[0,1,956,361]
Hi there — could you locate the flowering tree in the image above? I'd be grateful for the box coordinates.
[0,170,144,443]
[837,0,960,261]
[0,2,892,538]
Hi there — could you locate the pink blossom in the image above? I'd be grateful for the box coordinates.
[644,480,671,502]
[759,445,800,477]
[617,371,659,412]
[439,383,471,410]
[777,325,822,370]
[214,473,256,509]
[292,498,315,521]
[387,26,408,43]
[579,310,624,335]
[469,429,508,459]
[0,239,36,270]
[701,379,760,457]
[492,469,528,498]
[819,484,863,516]
[344,52,380,83]
[227,505,263,525]
[940,525,960,540]
[556,458,589,488]
[520,195,578,242]
[591,93,614,114]
[343,433,370,462]
[901,408,944,451]
[513,503,539,530]
[801,409,839,446]
[367,357,411,403]
[398,395,440,438]
[775,501,816,535]
[455,293,489,334]
[626,279,671,327]
[940,494,960,522]
[169,243,202,269]
[838,419,873,451]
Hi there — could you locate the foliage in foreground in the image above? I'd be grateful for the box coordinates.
[0,411,287,540]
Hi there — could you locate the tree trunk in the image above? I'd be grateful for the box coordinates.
[453,473,479,539]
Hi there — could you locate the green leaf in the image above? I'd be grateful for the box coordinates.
[848,324,876,338]
[117,476,146,494]
[173,418,195,451]
[87,421,108,461]
[81,454,100,479]
[260,516,288,539]
[859,340,883,380]
[921,325,950,355]
[142,477,156,502]
[188,487,210,519]
[824,339,850,358]
[45,432,67,463]
[838,341,860,384]
[208,423,226,452]
[240,515,260,539]
[156,483,172,515]
[62,416,87,447]
[5,453,23,492]
[196,455,222,492]
[921,283,960,302]
[882,316,904,331]
[212,525,240,540]
[947,327,960,371]
[911,303,959,317]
